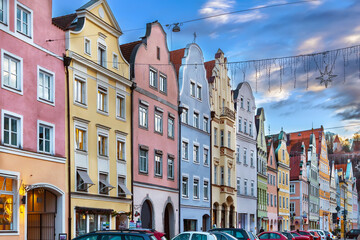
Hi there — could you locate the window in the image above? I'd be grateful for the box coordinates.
[193,145,199,163]
[113,54,118,69]
[2,52,22,91]
[214,165,218,185]
[0,175,17,231]
[76,169,93,192]
[244,179,248,195]
[243,148,247,165]
[237,178,241,194]
[274,195,277,207]
[196,85,202,100]
[160,75,167,93]
[220,130,224,146]
[97,86,108,112]
[98,134,108,156]
[228,167,231,187]
[279,196,282,208]
[204,181,209,200]
[157,47,160,60]
[38,69,54,103]
[251,181,254,196]
[270,194,273,206]
[267,193,269,206]
[182,176,189,198]
[203,117,208,132]
[227,131,231,148]
[193,112,199,128]
[282,172,285,185]
[238,118,242,132]
[270,155,273,165]
[190,82,195,97]
[282,149,285,160]
[3,114,21,147]
[236,147,240,163]
[249,122,252,136]
[250,151,254,167]
[220,166,224,185]
[286,173,288,185]
[203,148,209,165]
[168,117,174,138]
[214,128,218,146]
[247,100,250,111]
[16,6,31,36]
[286,197,288,209]
[193,179,199,199]
[149,69,157,88]
[117,140,125,161]
[154,112,163,133]
[279,171,281,184]
[116,94,125,119]
[244,120,247,134]
[154,153,162,177]
[139,105,148,128]
[0,0,7,24]
[182,141,188,160]
[139,148,148,173]
[118,176,131,197]
[167,157,174,179]
[99,173,111,195]
[84,38,91,55]
[290,202,295,213]
[38,124,52,154]
[240,97,244,108]
[181,108,188,124]
[74,77,86,104]
[98,43,106,67]
[75,128,86,151]
[283,197,285,209]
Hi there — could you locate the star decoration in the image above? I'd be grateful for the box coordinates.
[316,64,337,88]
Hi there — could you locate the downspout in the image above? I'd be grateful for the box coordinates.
[130,81,136,221]
[210,111,215,228]
[178,105,182,233]
[63,54,72,238]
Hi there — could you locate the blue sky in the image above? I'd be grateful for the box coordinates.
[53,0,360,138]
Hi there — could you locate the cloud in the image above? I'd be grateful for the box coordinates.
[297,36,323,54]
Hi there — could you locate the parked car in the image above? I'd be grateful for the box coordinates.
[323,231,332,240]
[308,231,321,240]
[291,230,314,240]
[72,230,158,240]
[211,231,239,240]
[128,228,166,240]
[346,229,360,239]
[258,232,287,240]
[278,231,295,240]
[291,232,311,240]
[172,232,217,240]
[209,228,256,240]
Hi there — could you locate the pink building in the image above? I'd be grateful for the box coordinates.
[0,0,67,239]
[267,138,278,231]
[120,21,179,238]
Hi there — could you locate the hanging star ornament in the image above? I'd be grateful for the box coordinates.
[316,64,337,88]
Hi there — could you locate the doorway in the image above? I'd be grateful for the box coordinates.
[164,203,174,240]
[141,200,153,228]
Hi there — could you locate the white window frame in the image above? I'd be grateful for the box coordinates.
[16,2,32,38]
[244,179,248,195]
[139,147,148,174]
[214,165,218,185]
[97,84,108,114]
[116,93,126,120]
[37,66,55,105]
[182,175,189,198]
[181,107,188,124]
[290,184,295,194]
[193,177,200,200]
[203,117,208,132]
[237,177,241,195]
[74,75,87,107]
[154,111,163,134]
[97,128,109,158]
[97,42,107,67]
[149,68,157,88]
[167,116,174,138]
[116,136,126,161]
[203,147,209,166]
[290,202,295,213]
[203,179,209,201]
[37,120,55,155]
[139,104,148,128]
[196,84,202,100]
[167,156,174,180]
[190,81,195,97]
[1,49,23,94]
[0,0,9,25]
[182,139,189,160]
[193,144,199,164]
[1,110,23,148]
[112,52,118,69]
[193,111,199,128]
[159,74,167,93]
[154,152,162,177]
[84,37,91,55]
[74,123,88,152]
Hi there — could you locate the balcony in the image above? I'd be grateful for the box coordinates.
[220,147,234,159]
[220,185,235,195]
[220,107,235,121]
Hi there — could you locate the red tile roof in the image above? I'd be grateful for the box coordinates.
[52,13,77,31]
[290,155,302,180]
[353,140,360,152]
[120,41,142,63]
[334,135,340,143]
[169,48,185,78]
[204,60,215,83]
[287,128,323,159]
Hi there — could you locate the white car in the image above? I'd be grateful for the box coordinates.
[172,232,217,240]
[308,230,326,240]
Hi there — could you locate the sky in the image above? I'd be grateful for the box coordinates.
[52,0,360,138]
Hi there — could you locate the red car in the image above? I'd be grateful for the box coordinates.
[258,232,287,240]
[291,231,314,240]
[128,228,166,240]
[290,232,311,240]
[308,231,321,240]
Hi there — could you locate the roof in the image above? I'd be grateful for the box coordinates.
[169,48,185,78]
[334,135,340,143]
[52,13,77,31]
[290,155,302,180]
[119,41,142,63]
[287,128,323,160]
[204,60,215,83]
[353,140,360,152]
[77,0,100,11]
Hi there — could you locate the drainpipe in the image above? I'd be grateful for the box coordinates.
[178,105,183,233]
[63,54,72,238]
[131,81,136,221]
[210,111,215,229]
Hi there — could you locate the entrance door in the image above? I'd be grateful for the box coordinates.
[141,200,153,228]
[164,203,174,240]
[27,189,57,240]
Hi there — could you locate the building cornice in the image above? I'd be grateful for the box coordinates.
[77,10,121,37]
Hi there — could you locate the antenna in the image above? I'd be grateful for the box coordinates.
[193,32,197,43]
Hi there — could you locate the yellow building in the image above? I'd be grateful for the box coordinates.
[273,130,290,231]
[205,49,237,228]
[53,0,132,238]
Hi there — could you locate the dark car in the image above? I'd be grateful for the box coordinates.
[278,232,295,240]
[346,229,360,239]
[72,230,158,240]
[211,231,239,240]
[209,228,255,240]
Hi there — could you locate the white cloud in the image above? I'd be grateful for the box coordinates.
[297,36,323,54]
[209,32,219,39]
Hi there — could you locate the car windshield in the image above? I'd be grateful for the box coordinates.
[191,234,208,240]
[280,232,293,240]
[174,234,191,240]
[299,232,310,236]
[291,233,300,237]
[317,232,324,236]
[221,230,246,240]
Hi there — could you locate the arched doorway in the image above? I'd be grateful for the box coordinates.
[229,205,234,228]
[213,203,218,227]
[202,214,210,231]
[221,204,226,228]
[278,220,282,231]
[141,200,153,228]
[27,186,64,240]
[164,203,174,240]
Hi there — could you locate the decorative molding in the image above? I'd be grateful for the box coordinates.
[0,145,66,163]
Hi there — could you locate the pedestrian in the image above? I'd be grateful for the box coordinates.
[260,227,264,233]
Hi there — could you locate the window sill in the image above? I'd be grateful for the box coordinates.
[167,177,175,181]
[139,171,148,176]
[98,155,109,160]
[154,175,163,179]
[2,85,23,95]
[149,85,158,91]
[139,125,148,131]
[182,158,189,162]
[117,159,126,163]
[203,164,210,168]
[74,101,88,109]
[154,131,163,136]
[182,196,189,199]
[16,30,32,39]
[84,52,91,57]
[193,161,200,165]
[167,136,175,141]
[97,110,109,116]
[38,98,55,106]
[75,149,88,154]
[160,90,167,96]
[193,197,200,201]
[116,116,126,122]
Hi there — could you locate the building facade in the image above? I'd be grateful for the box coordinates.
[170,43,211,232]
[330,161,337,231]
[206,49,236,229]
[0,0,67,239]
[54,0,133,237]
[120,21,179,239]
[267,139,278,231]
[255,108,268,232]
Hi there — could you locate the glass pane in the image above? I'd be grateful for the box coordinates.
[39,126,43,139]
[4,117,9,130]
[39,139,43,151]
[16,19,21,31]
[45,128,50,140]
[88,214,97,232]
[0,194,14,230]
[5,178,13,191]
[23,11,27,23]
[10,119,17,132]
[11,133,17,146]
[45,140,50,153]
[17,8,20,19]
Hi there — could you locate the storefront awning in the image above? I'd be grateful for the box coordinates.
[77,170,94,185]
[75,206,113,214]
[118,182,132,195]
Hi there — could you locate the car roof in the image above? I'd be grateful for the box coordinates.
[181,232,214,235]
